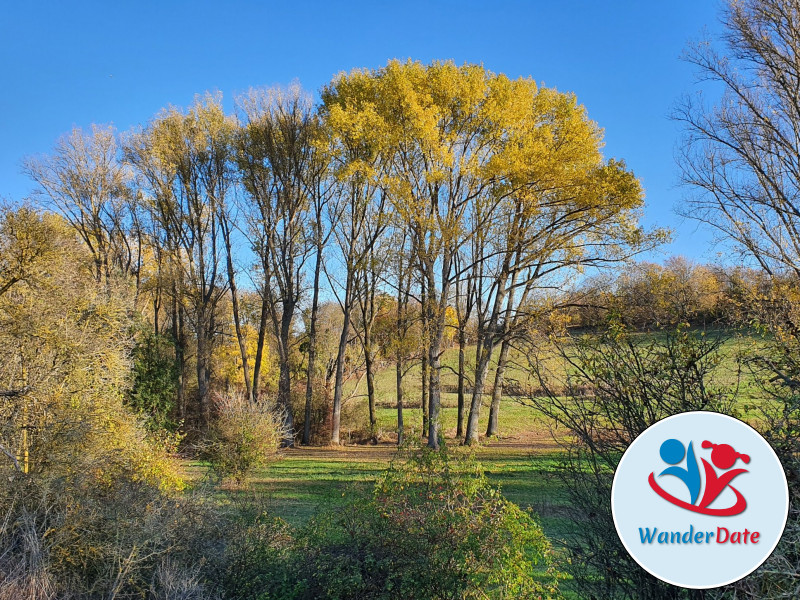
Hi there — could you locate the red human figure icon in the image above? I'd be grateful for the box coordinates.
[698,441,750,510]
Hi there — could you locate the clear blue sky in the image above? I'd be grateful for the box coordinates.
[0,1,726,262]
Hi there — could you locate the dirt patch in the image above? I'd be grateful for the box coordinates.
[282,428,561,460]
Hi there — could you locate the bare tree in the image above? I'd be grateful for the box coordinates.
[25,125,136,287]
[237,85,316,446]
[677,0,800,277]
[677,2,800,595]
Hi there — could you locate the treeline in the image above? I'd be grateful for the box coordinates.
[23,60,659,447]
[566,256,774,330]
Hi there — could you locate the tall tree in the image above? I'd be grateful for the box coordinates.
[126,94,234,425]
[302,121,335,445]
[320,76,387,445]
[325,60,653,449]
[678,3,800,593]
[237,85,316,446]
[461,102,654,445]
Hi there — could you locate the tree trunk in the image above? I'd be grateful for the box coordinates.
[465,268,514,445]
[465,335,493,445]
[331,277,353,445]
[324,358,335,434]
[421,353,429,435]
[365,345,377,443]
[222,219,252,402]
[426,269,446,450]
[171,287,186,422]
[396,269,407,446]
[277,359,294,447]
[303,243,323,445]
[229,285,252,402]
[396,355,404,445]
[486,336,511,437]
[196,316,213,427]
[427,333,442,450]
[153,294,160,335]
[420,282,429,435]
[252,290,269,401]
[486,269,519,437]
[456,327,466,440]
[278,308,295,447]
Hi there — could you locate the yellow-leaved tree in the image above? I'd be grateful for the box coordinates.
[323,60,659,447]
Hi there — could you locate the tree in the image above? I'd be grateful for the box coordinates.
[25,125,137,288]
[323,60,653,448]
[678,2,800,594]
[461,111,654,444]
[301,130,335,446]
[126,94,234,425]
[237,85,317,446]
[677,0,800,277]
[320,75,388,445]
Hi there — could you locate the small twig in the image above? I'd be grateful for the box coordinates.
[0,386,30,398]
[0,442,22,472]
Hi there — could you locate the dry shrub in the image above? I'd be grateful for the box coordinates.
[206,393,285,483]
[150,558,218,600]
[0,465,223,600]
[339,398,373,444]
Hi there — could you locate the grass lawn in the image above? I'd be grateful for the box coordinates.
[210,411,580,596]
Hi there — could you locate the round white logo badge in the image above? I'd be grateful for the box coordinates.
[611,411,789,589]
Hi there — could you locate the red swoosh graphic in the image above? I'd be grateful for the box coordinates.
[648,472,747,516]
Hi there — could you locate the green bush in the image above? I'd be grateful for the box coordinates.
[128,325,180,432]
[227,441,564,600]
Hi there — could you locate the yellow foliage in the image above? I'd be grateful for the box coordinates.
[323,60,648,268]
[213,322,268,390]
[0,208,184,491]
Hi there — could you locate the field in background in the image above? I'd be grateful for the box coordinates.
[208,327,766,528]
[339,327,764,438]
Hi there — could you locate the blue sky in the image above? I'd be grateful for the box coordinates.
[1,1,725,261]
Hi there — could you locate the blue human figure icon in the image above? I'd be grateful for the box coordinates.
[658,438,701,505]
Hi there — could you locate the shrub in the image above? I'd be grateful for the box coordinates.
[525,323,738,599]
[728,282,800,598]
[0,474,222,600]
[128,325,180,432]
[273,441,564,600]
[206,393,285,483]
[219,511,295,600]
